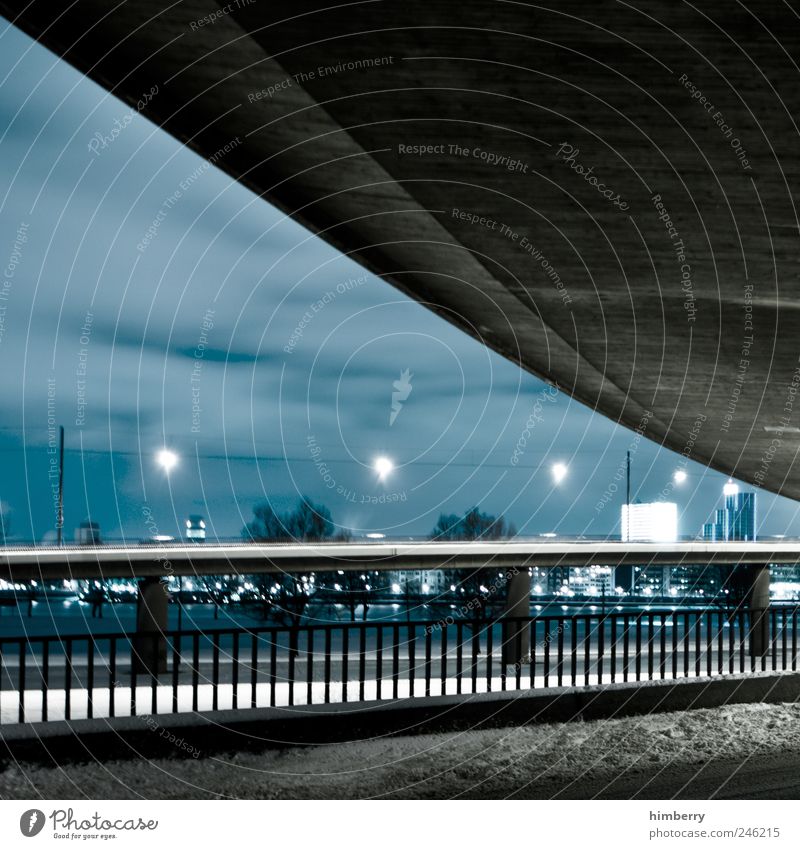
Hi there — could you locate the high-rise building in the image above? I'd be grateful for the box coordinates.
[621,502,678,542]
[707,481,757,541]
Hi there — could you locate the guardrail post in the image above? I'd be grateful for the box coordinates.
[502,568,530,666]
[132,577,168,675]
[748,564,770,659]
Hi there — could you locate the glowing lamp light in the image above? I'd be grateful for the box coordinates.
[157,449,178,472]
[374,456,394,479]
[673,470,687,484]
[551,462,568,484]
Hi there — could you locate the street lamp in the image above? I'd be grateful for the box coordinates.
[373,456,394,479]
[157,449,178,473]
[551,462,568,484]
[723,479,739,497]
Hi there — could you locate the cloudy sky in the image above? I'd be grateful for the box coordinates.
[1,20,799,543]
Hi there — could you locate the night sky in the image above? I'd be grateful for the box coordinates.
[2,20,800,543]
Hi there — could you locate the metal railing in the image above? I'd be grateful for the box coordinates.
[0,608,797,725]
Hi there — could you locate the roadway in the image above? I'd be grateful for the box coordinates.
[1,540,800,580]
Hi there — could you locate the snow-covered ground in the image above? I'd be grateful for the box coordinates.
[2,702,799,799]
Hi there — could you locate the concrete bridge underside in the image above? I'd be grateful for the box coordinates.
[3,0,800,496]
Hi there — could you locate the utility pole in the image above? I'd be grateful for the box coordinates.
[625,450,631,541]
[57,425,64,546]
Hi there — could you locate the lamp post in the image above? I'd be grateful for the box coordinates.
[156,448,181,631]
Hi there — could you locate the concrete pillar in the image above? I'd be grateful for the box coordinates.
[132,577,168,675]
[748,564,770,660]
[502,568,530,666]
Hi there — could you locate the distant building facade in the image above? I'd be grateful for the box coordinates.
[703,482,757,541]
[621,502,678,542]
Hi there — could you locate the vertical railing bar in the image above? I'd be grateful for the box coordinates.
[109,638,116,718]
[212,632,220,711]
[18,641,25,724]
[172,634,180,714]
[407,624,415,700]
[359,627,367,703]
[150,636,159,717]
[694,612,702,678]
[65,638,73,721]
[543,618,550,688]
[232,631,240,711]
[42,640,49,723]
[392,625,400,699]
[251,635,258,709]
[485,621,493,692]
[87,638,95,720]
[583,616,590,686]
[342,627,350,704]
[307,629,314,706]
[324,629,332,704]
[570,616,577,687]
[191,633,199,713]
[376,626,384,700]
[671,611,678,681]
[623,615,630,682]
[456,622,463,694]
[269,631,277,707]
[610,615,617,684]
[635,616,642,682]
[440,624,448,697]
[287,628,296,708]
[597,615,604,685]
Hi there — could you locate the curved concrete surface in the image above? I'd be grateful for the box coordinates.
[2,1,799,495]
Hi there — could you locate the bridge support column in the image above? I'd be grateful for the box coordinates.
[132,577,168,675]
[748,564,770,660]
[502,568,530,667]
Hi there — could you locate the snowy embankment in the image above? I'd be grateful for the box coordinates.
[1,702,799,799]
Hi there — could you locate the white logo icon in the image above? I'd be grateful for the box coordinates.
[390,369,413,426]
